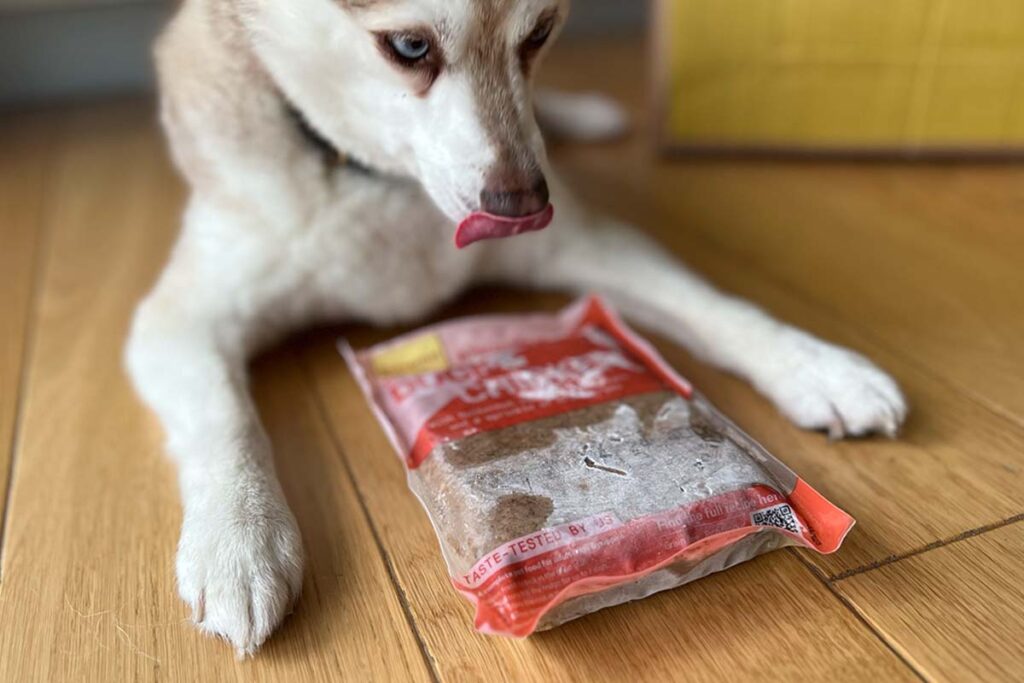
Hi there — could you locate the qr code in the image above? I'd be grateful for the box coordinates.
[751,504,801,534]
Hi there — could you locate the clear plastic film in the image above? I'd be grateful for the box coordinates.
[343,296,854,637]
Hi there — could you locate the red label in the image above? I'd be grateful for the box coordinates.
[362,297,694,469]
[405,333,667,467]
[454,485,797,637]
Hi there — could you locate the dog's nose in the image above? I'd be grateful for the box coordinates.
[479,174,550,217]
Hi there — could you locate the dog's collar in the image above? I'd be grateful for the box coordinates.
[283,99,376,176]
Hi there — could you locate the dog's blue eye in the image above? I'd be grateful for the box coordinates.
[389,34,430,61]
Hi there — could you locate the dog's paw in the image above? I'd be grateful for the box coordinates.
[176,493,303,658]
[761,331,907,439]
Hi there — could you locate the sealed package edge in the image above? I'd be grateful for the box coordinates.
[341,296,854,637]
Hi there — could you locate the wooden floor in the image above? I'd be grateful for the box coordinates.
[2,39,1023,682]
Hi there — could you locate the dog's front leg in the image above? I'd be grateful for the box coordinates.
[125,272,302,657]
[485,198,907,438]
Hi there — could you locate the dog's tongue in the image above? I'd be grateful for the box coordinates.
[455,204,554,249]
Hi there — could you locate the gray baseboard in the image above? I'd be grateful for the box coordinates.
[0,1,644,107]
[0,2,171,106]
[567,0,647,35]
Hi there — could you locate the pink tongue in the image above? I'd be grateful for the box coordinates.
[455,204,554,249]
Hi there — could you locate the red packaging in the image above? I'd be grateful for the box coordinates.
[342,296,854,637]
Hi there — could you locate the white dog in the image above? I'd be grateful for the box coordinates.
[126,0,906,656]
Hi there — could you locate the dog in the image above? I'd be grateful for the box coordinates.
[126,0,907,656]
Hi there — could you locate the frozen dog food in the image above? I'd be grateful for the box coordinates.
[342,296,854,637]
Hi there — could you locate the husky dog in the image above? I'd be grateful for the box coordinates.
[127,0,906,656]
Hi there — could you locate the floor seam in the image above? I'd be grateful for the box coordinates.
[828,513,1024,582]
[298,349,442,683]
[0,130,61,585]
[791,550,930,681]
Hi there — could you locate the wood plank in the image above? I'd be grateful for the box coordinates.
[303,334,916,683]
[644,163,1024,422]
[539,41,1024,576]
[836,523,1024,683]
[250,349,433,683]
[0,101,432,683]
[0,111,58,547]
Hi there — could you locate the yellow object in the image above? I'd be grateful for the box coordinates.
[372,333,449,377]
[656,0,1024,154]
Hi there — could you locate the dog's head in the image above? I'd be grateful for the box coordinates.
[242,0,566,241]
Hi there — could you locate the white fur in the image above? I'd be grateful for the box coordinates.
[127,0,906,656]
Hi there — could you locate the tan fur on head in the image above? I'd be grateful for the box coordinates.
[162,0,569,222]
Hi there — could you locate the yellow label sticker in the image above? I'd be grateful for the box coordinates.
[371,333,449,377]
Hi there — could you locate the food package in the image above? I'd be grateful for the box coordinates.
[342,296,854,637]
